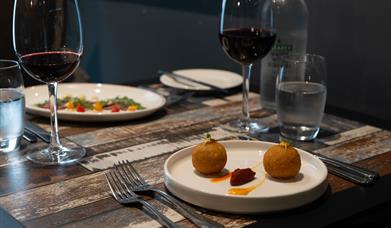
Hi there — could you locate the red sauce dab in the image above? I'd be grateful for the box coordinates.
[230,168,256,186]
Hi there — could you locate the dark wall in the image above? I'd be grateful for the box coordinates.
[306,0,391,122]
[0,0,14,60]
[1,0,390,122]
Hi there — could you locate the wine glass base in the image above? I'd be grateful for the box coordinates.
[225,118,269,134]
[25,145,86,165]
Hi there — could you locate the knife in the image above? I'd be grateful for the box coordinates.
[24,121,51,143]
[23,130,38,143]
[158,70,229,93]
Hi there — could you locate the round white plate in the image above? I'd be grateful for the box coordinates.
[164,140,328,214]
[25,83,166,122]
[160,68,242,91]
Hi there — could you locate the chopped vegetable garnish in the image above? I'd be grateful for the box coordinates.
[35,96,145,113]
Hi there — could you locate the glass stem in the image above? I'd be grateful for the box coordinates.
[241,64,252,123]
[48,82,62,149]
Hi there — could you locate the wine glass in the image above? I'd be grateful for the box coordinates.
[219,0,276,133]
[13,0,86,165]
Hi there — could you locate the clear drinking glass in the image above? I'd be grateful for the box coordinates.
[0,60,25,153]
[276,54,327,141]
[13,0,86,164]
[219,0,276,133]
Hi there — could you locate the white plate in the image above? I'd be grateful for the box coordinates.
[160,68,242,91]
[164,140,328,214]
[25,83,166,122]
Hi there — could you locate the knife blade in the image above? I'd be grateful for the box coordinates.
[24,121,51,143]
[158,70,229,93]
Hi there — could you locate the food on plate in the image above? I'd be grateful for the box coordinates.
[263,141,301,179]
[192,134,227,175]
[228,177,266,195]
[35,95,145,113]
[210,171,231,183]
[230,168,256,186]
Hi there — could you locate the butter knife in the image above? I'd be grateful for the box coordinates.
[24,121,51,143]
[158,70,229,93]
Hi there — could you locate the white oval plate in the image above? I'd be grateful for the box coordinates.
[25,83,166,122]
[160,68,242,91]
[164,140,328,214]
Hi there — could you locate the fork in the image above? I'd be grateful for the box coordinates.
[105,169,179,228]
[115,160,224,228]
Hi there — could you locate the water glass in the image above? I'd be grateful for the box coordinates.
[276,54,327,141]
[0,60,25,152]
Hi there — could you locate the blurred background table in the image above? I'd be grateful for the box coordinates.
[1,0,390,127]
[0,84,390,227]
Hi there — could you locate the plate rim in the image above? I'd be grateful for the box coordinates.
[24,83,166,121]
[159,68,242,91]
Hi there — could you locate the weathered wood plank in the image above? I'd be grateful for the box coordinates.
[315,130,391,164]
[67,98,262,148]
[0,162,90,197]
[0,172,109,221]
[80,127,238,171]
[319,125,382,146]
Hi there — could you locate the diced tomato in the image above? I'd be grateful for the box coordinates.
[111,104,120,112]
[76,104,85,112]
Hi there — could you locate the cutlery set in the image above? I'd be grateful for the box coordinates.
[106,160,223,228]
[158,70,229,94]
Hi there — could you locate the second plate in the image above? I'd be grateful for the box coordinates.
[160,68,242,91]
[25,83,166,122]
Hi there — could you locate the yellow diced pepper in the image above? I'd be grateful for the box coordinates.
[128,105,137,112]
[66,101,74,110]
[94,101,103,112]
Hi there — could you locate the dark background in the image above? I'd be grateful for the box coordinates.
[1,0,390,125]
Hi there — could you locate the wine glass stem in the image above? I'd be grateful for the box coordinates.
[48,82,62,149]
[241,64,252,123]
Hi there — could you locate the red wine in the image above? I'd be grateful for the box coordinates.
[20,51,81,83]
[219,28,276,65]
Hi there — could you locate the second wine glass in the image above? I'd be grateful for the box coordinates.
[13,0,85,165]
[219,0,276,133]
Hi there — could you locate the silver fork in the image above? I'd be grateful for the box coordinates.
[105,169,179,228]
[115,160,224,228]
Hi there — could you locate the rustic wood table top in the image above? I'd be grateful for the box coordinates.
[0,84,390,227]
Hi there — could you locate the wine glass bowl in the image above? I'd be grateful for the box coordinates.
[13,0,85,165]
[219,0,276,133]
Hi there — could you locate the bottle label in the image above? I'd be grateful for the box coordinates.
[267,38,293,68]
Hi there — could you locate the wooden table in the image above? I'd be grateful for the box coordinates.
[0,85,390,227]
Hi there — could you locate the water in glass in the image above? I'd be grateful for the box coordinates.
[0,89,25,152]
[277,81,326,141]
